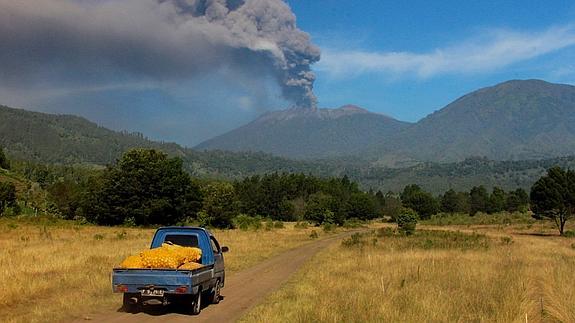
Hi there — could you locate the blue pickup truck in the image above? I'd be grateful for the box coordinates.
[112,227,228,314]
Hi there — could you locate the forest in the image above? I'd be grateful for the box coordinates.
[0,147,540,230]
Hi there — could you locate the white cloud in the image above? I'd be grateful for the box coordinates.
[317,24,575,79]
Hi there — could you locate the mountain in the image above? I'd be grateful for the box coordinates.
[2,104,575,193]
[198,79,575,162]
[376,79,575,162]
[195,105,411,159]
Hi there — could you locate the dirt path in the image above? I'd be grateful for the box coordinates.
[74,230,360,323]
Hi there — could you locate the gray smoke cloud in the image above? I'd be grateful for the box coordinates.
[0,0,320,108]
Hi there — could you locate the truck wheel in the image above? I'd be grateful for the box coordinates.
[211,281,221,304]
[122,293,139,313]
[191,291,202,315]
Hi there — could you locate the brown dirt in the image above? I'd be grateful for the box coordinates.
[72,230,361,323]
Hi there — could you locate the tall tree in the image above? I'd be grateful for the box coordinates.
[0,147,9,170]
[346,193,378,220]
[440,189,459,214]
[400,184,439,219]
[198,182,236,229]
[530,167,575,235]
[469,186,489,216]
[82,149,202,226]
[0,182,17,215]
[506,188,529,212]
[304,193,338,225]
[488,186,507,214]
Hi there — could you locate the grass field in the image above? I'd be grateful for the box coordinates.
[242,223,575,323]
[0,217,325,323]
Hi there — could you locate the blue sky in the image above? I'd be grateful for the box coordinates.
[289,0,575,121]
[2,0,575,146]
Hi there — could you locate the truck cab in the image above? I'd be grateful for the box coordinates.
[112,227,228,315]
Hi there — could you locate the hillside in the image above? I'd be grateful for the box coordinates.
[0,105,325,178]
[373,79,575,162]
[195,105,411,158]
[2,103,575,194]
[197,79,575,163]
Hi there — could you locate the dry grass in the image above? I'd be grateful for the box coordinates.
[0,217,321,323]
[242,225,575,323]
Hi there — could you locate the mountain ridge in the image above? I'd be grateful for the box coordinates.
[198,79,575,162]
[196,104,411,158]
[375,79,575,162]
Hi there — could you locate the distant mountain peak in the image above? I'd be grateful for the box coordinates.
[337,104,368,112]
[196,105,410,158]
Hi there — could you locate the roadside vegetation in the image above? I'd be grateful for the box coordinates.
[243,226,575,322]
[0,217,328,323]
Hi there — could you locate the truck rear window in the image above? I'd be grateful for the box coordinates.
[164,234,199,247]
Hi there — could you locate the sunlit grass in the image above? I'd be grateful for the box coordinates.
[242,227,575,322]
[0,217,321,323]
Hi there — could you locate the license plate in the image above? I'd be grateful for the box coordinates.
[140,289,164,297]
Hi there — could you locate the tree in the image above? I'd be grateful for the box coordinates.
[304,193,338,225]
[199,182,236,229]
[469,186,489,216]
[82,149,202,226]
[0,182,17,215]
[530,167,575,236]
[506,188,529,213]
[346,193,378,220]
[0,147,9,170]
[381,191,402,221]
[400,184,439,219]
[440,189,459,214]
[488,186,507,214]
[48,180,82,219]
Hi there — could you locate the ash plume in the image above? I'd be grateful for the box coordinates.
[0,0,320,108]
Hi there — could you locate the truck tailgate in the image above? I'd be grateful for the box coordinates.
[113,269,191,286]
[112,266,213,293]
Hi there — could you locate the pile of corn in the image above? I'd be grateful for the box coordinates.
[120,243,203,270]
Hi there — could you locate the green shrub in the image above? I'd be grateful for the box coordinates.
[234,214,262,231]
[309,230,319,239]
[563,230,575,238]
[397,208,418,235]
[273,221,284,229]
[93,234,105,240]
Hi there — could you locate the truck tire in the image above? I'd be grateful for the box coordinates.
[122,293,139,313]
[211,281,221,304]
[191,291,202,315]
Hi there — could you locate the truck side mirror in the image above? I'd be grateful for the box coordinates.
[221,246,229,253]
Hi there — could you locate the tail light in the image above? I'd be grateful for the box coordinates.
[175,286,188,294]
[115,285,129,293]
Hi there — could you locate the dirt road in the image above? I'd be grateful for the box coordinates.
[76,230,359,323]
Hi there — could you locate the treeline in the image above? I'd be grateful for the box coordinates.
[6,149,380,227]
[0,147,533,228]
[393,184,529,220]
